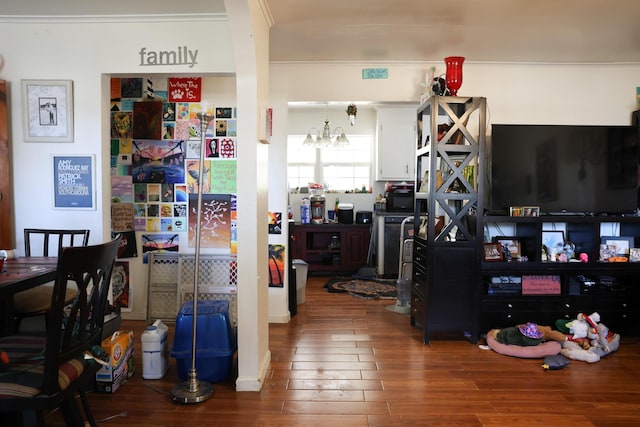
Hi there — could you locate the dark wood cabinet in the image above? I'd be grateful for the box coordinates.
[291,224,371,274]
[412,96,486,344]
[480,215,640,336]
[0,80,14,249]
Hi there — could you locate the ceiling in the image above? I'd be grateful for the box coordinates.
[2,0,639,64]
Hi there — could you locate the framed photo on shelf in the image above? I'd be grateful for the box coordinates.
[21,79,74,142]
[542,231,565,251]
[629,248,640,262]
[493,237,521,259]
[509,206,540,217]
[601,236,634,256]
[483,242,503,262]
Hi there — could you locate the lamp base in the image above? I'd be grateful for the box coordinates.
[172,375,214,404]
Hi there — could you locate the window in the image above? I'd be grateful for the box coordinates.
[287,134,372,192]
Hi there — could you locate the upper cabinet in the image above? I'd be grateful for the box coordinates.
[376,106,417,181]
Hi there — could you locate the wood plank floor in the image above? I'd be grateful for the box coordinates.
[48,275,640,426]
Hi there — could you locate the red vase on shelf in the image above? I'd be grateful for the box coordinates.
[444,56,465,96]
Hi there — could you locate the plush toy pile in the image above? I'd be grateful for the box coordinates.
[556,312,620,363]
[486,312,620,364]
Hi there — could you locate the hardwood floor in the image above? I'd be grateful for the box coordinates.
[49,275,640,426]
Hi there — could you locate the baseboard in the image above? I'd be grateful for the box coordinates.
[235,350,271,391]
[269,313,291,323]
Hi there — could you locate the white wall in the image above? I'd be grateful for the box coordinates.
[225,0,272,392]
[1,12,272,390]
[286,106,381,222]
[0,16,233,322]
[267,61,640,316]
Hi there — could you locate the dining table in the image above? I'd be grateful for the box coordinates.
[0,256,58,336]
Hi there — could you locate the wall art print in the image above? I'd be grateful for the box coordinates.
[109,76,238,267]
[141,233,179,263]
[22,80,74,142]
[168,77,202,102]
[53,155,95,209]
[268,212,282,234]
[268,244,285,287]
[132,139,185,183]
[188,193,231,248]
[112,261,131,312]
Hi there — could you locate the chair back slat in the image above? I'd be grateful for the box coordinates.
[24,229,90,257]
[42,237,120,394]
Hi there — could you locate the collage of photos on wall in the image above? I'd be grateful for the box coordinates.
[108,76,238,309]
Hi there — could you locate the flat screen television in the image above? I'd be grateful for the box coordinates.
[490,124,639,215]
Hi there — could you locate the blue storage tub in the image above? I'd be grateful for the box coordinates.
[171,300,236,382]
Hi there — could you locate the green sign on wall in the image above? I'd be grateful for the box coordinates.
[362,68,388,79]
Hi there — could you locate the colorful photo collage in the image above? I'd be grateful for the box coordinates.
[109,77,237,254]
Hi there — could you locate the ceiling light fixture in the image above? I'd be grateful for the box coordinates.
[303,119,349,148]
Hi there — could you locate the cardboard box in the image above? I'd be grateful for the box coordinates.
[95,330,135,393]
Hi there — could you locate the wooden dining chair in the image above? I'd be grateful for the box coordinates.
[12,229,90,332]
[0,237,121,427]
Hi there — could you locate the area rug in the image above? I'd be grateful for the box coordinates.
[324,277,397,300]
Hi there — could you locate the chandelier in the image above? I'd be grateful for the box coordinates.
[303,119,349,148]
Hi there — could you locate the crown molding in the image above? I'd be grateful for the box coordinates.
[0,13,226,24]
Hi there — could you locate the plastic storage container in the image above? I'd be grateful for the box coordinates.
[171,300,236,383]
[141,319,169,379]
[292,259,308,304]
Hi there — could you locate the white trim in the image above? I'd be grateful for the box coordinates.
[235,351,271,392]
[269,313,291,323]
[0,13,226,24]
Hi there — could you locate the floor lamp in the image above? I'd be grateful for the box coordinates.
[172,104,214,403]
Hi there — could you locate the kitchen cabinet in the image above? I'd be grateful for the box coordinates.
[376,106,417,181]
[291,223,371,274]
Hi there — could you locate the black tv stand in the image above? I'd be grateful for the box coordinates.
[544,211,587,216]
[480,214,640,337]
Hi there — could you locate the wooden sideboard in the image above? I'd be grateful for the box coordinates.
[291,223,371,274]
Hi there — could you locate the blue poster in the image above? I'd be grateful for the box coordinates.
[53,155,94,209]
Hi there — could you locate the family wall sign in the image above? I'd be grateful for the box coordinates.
[139,46,199,68]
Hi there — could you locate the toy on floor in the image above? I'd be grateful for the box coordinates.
[556,312,620,363]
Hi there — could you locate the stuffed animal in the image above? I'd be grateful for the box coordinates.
[561,339,601,363]
[557,314,620,363]
[564,312,600,340]
[589,322,620,357]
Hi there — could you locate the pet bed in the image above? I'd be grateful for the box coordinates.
[486,329,561,358]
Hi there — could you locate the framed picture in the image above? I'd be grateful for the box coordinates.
[601,236,634,256]
[510,206,540,217]
[22,80,73,142]
[53,155,95,209]
[629,248,640,262]
[542,231,565,251]
[494,237,521,259]
[483,242,503,262]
